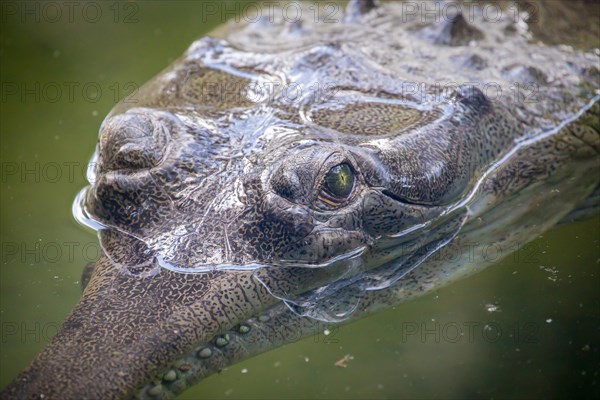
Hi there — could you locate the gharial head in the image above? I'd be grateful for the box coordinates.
[79,31,510,288]
[79,63,496,309]
[4,0,599,399]
[85,95,476,271]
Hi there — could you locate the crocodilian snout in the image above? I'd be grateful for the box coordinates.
[98,110,171,173]
[1,256,278,400]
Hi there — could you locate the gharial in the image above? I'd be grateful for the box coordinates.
[2,0,599,399]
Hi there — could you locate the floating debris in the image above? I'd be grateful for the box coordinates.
[582,344,591,352]
[335,354,354,368]
[539,265,559,282]
[485,303,501,313]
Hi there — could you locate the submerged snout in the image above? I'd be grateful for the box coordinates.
[1,257,277,400]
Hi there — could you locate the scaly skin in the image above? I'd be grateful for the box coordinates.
[2,1,599,399]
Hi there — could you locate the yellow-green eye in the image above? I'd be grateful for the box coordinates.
[323,163,355,199]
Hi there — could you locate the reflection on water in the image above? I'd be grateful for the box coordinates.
[0,1,598,399]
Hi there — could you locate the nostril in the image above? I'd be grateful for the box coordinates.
[99,111,169,171]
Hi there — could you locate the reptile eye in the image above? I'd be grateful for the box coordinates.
[320,163,355,205]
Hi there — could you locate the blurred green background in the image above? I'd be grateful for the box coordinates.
[0,1,598,399]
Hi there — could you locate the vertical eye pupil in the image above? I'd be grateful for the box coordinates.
[324,163,355,198]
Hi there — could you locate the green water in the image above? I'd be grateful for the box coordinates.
[0,1,598,399]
